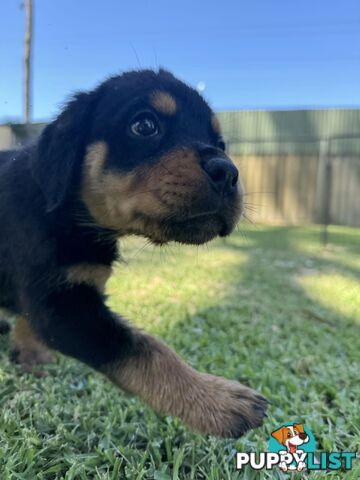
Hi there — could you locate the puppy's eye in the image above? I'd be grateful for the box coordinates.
[130,113,159,137]
[217,138,226,152]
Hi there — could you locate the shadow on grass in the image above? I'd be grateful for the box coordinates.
[162,226,359,462]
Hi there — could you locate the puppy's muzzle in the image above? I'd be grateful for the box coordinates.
[156,150,242,244]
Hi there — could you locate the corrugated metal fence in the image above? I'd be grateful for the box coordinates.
[218,110,360,227]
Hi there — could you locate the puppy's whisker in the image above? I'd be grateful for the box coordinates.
[127,240,151,260]
[243,204,259,213]
[125,188,160,199]
[129,42,142,69]
[156,163,174,180]
[236,224,249,242]
[153,47,159,70]
[241,191,274,196]
[242,212,256,225]
[244,201,263,208]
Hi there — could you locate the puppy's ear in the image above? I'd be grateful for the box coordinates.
[271,426,286,445]
[33,92,93,212]
[293,423,305,433]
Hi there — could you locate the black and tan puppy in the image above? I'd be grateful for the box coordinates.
[0,69,267,437]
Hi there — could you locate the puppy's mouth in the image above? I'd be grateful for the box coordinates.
[160,215,227,244]
[141,200,242,245]
[288,442,297,454]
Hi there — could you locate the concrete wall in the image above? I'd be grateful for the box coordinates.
[0,126,15,150]
[0,123,45,151]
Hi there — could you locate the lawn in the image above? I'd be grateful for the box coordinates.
[0,226,359,479]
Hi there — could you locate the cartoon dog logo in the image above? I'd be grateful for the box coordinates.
[271,423,309,471]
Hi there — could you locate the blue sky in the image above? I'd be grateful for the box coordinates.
[1,0,360,122]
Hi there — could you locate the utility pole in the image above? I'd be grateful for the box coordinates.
[23,0,33,124]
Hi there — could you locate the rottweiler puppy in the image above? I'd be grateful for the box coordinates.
[0,69,267,437]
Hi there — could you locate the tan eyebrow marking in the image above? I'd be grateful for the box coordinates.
[149,91,177,115]
[211,114,222,135]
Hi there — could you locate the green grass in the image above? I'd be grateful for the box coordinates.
[0,225,359,479]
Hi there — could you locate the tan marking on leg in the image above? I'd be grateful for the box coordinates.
[149,91,177,115]
[12,316,54,370]
[66,263,112,292]
[211,114,222,136]
[104,332,267,437]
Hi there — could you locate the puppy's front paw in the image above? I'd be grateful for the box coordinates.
[106,334,267,438]
[184,374,268,438]
[297,461,307,471]
[11,345,55,375]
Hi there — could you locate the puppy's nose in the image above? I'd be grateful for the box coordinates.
[299,433,307,440]
[203,157,239,195]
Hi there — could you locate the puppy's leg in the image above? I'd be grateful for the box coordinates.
[11,316,54,371]
[23,284,267,437]
[105,332,267,437]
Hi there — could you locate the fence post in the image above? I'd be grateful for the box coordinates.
[319,139,332,246]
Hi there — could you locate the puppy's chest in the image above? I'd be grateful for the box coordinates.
[55,230,118,292]
[66,263,113,292]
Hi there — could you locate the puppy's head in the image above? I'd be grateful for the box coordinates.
[271,424,309,453]
[34,69,242,245]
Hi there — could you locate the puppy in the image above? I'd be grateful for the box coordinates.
[272,423,309,453]
[0,69,267,437]
[272,423,309,471]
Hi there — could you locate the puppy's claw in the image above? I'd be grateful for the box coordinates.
[230,395,268,438]
[255,393,270,404]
